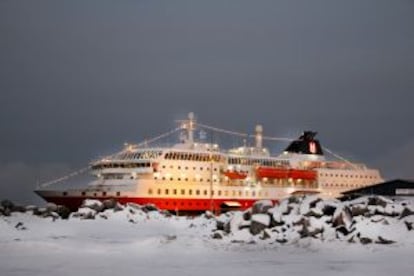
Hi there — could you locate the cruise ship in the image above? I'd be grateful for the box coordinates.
[35,113,383,212]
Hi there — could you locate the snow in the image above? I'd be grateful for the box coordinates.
[1,197,414,275]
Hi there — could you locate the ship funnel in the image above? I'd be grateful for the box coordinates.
[284,131,323,155]
[255,124,263,149]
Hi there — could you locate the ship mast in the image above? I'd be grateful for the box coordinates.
[187,112,195,144]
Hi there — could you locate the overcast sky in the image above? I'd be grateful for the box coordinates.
[1,0,413,204]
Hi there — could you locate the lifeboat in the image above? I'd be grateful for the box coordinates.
[256,167,289,179]
[257,167,317,180]
[223,171,248,180]
[289,169,317,180]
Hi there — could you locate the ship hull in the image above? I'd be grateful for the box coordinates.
[35,191,272,213]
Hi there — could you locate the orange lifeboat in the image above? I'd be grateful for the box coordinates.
[223,171,248,180]
[256,167,289,179]
[288,169,317,180]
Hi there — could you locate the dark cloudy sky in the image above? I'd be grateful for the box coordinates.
[1,0,413,204]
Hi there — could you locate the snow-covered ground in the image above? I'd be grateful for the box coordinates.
[1,197,414,276]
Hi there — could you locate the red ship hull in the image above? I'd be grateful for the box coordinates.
[38,194,274,213]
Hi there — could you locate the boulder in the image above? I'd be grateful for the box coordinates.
[399,208,414,219]
[376,236,396,245]
[367,196,389,208]
[72,207,96,219]
[1,199,14,210]
[243,210,252,221]
[142,204,158,213]
[332,206,353,229]
[304,209,324,218]
[404,221,413,231]
[260,229,271,240]
[102,199,118,209]
[25,205,38,212]
[56,205,71,219]
[81,199,104,212]
[351,205,370,217]
[216,219,231,234]
[252,200,273,214]
[250,214,271,235]
[126,202,143,210]
[359,237,373,245]
[203,211,215,220]
[212,232,223,239]
[46,203,58,213]
[11,205,26,213]
[322,205,337,216]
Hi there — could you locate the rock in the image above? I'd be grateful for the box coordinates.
[25,205,38,212]
[304,209,323,218]
[126,202,142,210]
[212,232,223,239]
[367,196,389,208]
[1,199,14,210]
[102,199,118,209]
[203,211,215,219]
[216,220,231,234]
[293,217,310,227]
[282,206,294,216]
[322,205,337,216]
[335,225,354,236]
[269,215,285,228]
[399,208,414,219]
[332,206,353,229]
[81,199,104,212]
[351,206,370,217]
[15,222,27,230]
[309,198,322,209]
[160,210,172,217]
[11,205,26,213]
[288,196,300,204]
[252,200,273,214]
[376,236,396,245]
[243,210,252,221]
[276,238,288,244]
[46,203,58,213]
[404,221,413,231]
[347,235,356,243]
[359,237,373,245]
[260,229,271,240]
[250,214,271,235]
[142,204,158,213]
[56,205,71,219]
[72,207,96,219]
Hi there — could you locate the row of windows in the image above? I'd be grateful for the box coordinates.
[113,151,163,160]
[320,173,378,179]
[92,162,151,170]
[323,183,364,188]
[62,191,121,197]
[228,157,289,167]
[148,188,268,197]
[161,165,218,171]
[155,176,218,182]
[164,152,222,162]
